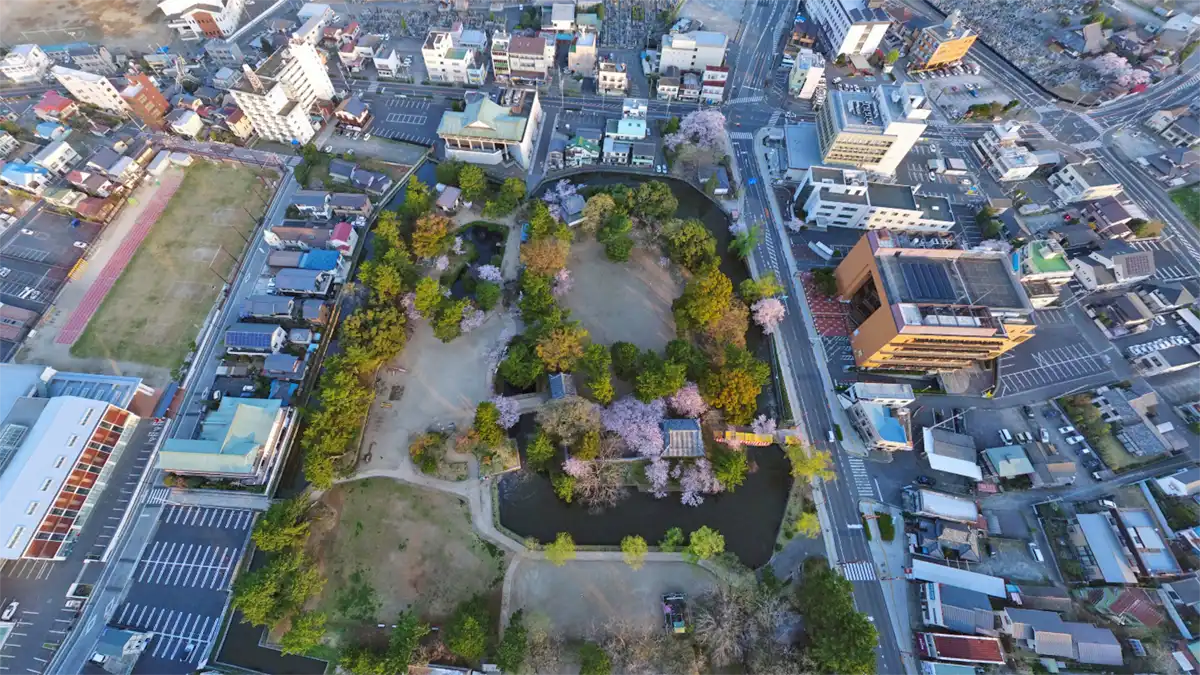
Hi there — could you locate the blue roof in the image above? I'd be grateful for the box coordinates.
[225,323,281,350]
[299,249,341,270]
[35,122,65,137]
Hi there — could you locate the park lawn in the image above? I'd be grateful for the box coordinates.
[70,162,268,368]
[1170,185,1200,228]
[309,478,506,627]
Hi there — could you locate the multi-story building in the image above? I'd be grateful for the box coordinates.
[229,39,335,144]
[1069,240,1156,291]
[437,89,543,168]
[807,0,891,57]
[834,230,1036,372]
[549,2,576,31]
[816,83,930,175]
[52,66,130,116]
[120,72,170,131]
[657,68,681,100]
[1048,162,1123,203]
[159,398,292,484]
[597,57,628,95]
[701,66,728,105]
[569,32,597,75]
[32,140,81,175]
[158,0,247,40]
[566,128,602,167]
[789,48,826,100]
[422,25,488,86]
[491,30,554,85]
[0,132,18,158]
[794,165,954,232]
[63,45,117,75]
[973,121,1038,182]
[1015,239,1075,307]
[1,44,52,83]
[204,39,246,68]
[1162,114,1199,148]
[909,10,976,71]
[659,31,728,73]
[0,364,145,560]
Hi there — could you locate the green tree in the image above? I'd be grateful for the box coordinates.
[666,339,709,382]
[446,597,489,663]
[520,236,570,275]
[659,527,685,552]
[435,159,464,186]
[412,213,450,258]
[785,441,835,480]
[581,193,617,233]
[281,611,327,655]
[663,115,681,134]
[621,535,648,570]
[634,353,686,403]
[713,448,749,491]
[518,271,557,324]
[387,611,430,672]
[603,234,634,262]
[252,496,310,552]
[580,343,614,404]
[432,298,468,342]
[974,205,996,226]
[795,511,821,538]
[703,173,718,195]
[1127,218,1164,238]
[496,610,528,673]
[458,164,489,203]
[402,179,433,219]
[631,180,679,222]
[482,177,525,217]
[981,219,1004,239]
[812,268,838,297]
[536,323,587,372]
[552,473,576,503]
[885,48,900,64]
[795,558,878,674]
[232,551,325,628]
[474,401,505,447]
[739,273,783,303]
[545,531,576,566]
[579,643,612,675]
[526,429,556,469]
[702,345,769,424]
[664,219,718,272]
[474,280,501,311]
[730,225,761,259]
[527,200,560,240]
[499,340,545,390]
[611,342,641,381]
[575,430,601,459]
[675,270,733,328]
[685,526,725,561]
[597,211,632,245]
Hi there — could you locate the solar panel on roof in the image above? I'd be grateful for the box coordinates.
[227,330,274,349]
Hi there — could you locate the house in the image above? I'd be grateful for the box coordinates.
[331,193,372,218]
[914,519,981,562]
[919,583,996,635]
[328,158,356,183]
[85,147,139,185]
[1164,574,1200,613]
[0,163,52,195]
[33,91,78,121]
[546,135,566,171]
[561,193,585,226]
[291,190,332,218]
[1146,105,1192,133]
[262,353,308,381]
[698,166,730,196]
[982,444,1035,479]
[1049,162,1123,203]
[349,169,392,196]
[43,186,87,211]
[923,428,982,480]
[224,323,286,354]
[999,609,1123,665]
[0,304,39,343]
[302,299,330,325]
[335,95,372,131]
[165,109,204,138]
[661,418,704,457]
[66,170,115,198]
[330,221,358,256]
[1163,114,1200,148]
[158,398,288,483]
[1082,196,1143,240]
[32,140,81,175]
[1070,240,1156,291]
[1138,282,1195,314]
[1157,467,1200,497]
[565,130,601,167]
[0,131,18,158]
[1074,511,1139,584]
[224,108,254,140]
[1096,291,1155,331]
[266,224,333,250]
[34,122,69,141]
[602,136,632,165]
[273,268,334,297]
[915,633,1005,665]
[1,44,52,84]
[910,559,1006,597]
[436,185,462,213]
[239,295,295,320]
[629,140,656,168]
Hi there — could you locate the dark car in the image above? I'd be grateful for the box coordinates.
[1022,405,1035,419]
[916,475,937,486]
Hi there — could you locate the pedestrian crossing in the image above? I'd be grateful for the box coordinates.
[841,560,877,581]
[768,110,782,126]
[147,487,171,506]
[729,131,754,140]
[1029,121,1052,139]
[1075,140,1102,150]
[726,95,765,106]
[847,456,876,499]
[1034,104,1059,114]
[1079,114,1105,135]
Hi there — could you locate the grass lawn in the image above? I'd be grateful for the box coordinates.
[1171,185,1200,228]
[309,478,507,627]
[70,162,268,368]
[1092,432,1142,472]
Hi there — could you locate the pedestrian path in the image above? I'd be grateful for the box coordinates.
[725,95,764,106]
[768,110,781,126]
[147,487,171,506]
[729,131,754,140]
[841,560,877,581]
[847,456,876,499]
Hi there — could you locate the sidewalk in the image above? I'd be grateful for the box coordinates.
[861,500,918,675]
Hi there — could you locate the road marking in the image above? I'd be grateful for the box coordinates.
[840,561,877,581]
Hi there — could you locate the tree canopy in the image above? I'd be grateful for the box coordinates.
[795,558,878,674]
[252,496,310,553]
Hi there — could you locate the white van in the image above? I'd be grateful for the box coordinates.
[1028,542,1044,563]
[999,429,1014,445]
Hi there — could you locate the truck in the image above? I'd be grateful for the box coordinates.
[662,593,688,634]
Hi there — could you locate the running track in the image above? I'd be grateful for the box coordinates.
[56,174,184,345]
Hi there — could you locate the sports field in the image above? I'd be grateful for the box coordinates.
[70,162,271,368]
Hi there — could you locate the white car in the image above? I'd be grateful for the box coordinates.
[364,133,372,141]
[1039,428,1050,443]
[1,601,18,621]
[1065,435,1085,445]
[1058,425,1075,435]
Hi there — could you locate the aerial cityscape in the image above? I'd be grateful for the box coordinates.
[0,0,1198,674]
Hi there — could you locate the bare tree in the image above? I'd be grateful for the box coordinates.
[601,619,706,675]
[536,395,601,445]
[692,585,750,667]
[571,460,627,510]
[524,614,566,674]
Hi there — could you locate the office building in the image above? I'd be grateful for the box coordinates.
[834,230,1036,372]
[1048,162,1123,203]
[229,39,335,144]
[158,0,247,40]
[437,89,543,169]
[1,44,52,83]
[422,24,488,86]
[794,165,955,232]
[817,83,930,175]
[973,121,1038,182]
[659,31,728,73]
[120,72,171,131]
[52,66,130,116]
[491,29,555,85]
[597,57,628,95]
[807,0,891,57]
[789,48,827,100]
[910,11,977,71]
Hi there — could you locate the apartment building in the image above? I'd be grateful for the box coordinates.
[120,72,171,130]
[1015,239,1075,307]
[158,0,247,40]
[1162,114,1199,148]
[491,29,554,85]
[52,66,130,116]
[1048,162,1123,203]
[205,39,247,67]
[569,33,598,75]
[834,230,1036,372]
[807,0,891,57]
[789,49,827,100]
[32,140,81,175]
[63,45,117,76]
[422,26,488,86]
[1,45,52,83]
[973,120,1038,182]
[229,39,335,144]
[701,66,728,104]
[660,31,728,73]
[597,57,629,95]
[816,83,930,175]
[437,89,542,168]
[909,10,977,71]
[795,166,955,232]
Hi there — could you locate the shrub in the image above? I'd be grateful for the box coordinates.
[545,532,576,566]
[611,342,641,381]
[659,527,685,552]
[473,402,505,448]
[621,535,648,570]
[475,280,501,311]
[579,643,612,675]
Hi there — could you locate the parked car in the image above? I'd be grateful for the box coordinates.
[1,601,18,621]
[916,475,937,486]
[999,429,1014,444]
[1065,435,1085,445]
[1022,405,1035,419]
[1058,425,1075,435]
[1028,542,1044,563]
[1039,428,1050,443]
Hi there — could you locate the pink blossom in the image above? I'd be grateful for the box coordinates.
[542,179,578,222]
[476,264,503,283]
[552,268,573,297]
[460,306,485,333]
[490,395,520,429]
[679,458,721,507]
[667,383,707,418]
[752,297,787,335]
[401,292,420,320]
[452,236,465,255]
[601,397,666,458]
[751,415,777,436]
[563,457,589,478]
[664,109,727,151]
[434,255,450,272]
[645,458,670,499]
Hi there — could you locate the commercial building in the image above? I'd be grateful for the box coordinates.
[923,427,982,480]
[908,488,979,524]
[700,66,728,104]
[158,0,246,40]
[807,0,891,57]
[919,583,996,635]
[910,559,1006,597]
[120,72,171,130]
[491,30,555,85]
[1048,162,1123,203]
[789,49,827,100]
[1074,511,1139,584]
[437,89,542,169]
[973,121,1038,182]
[52,66,130,116]
[229,39,335,144]
[834,230,1035,371]
[982,444,1035,479]
[816,83,930,175]
[422,25,488,86]
[158,398,291,484]
[597,57,629,95]
[659,31,728,73]
[909,11,977,71]
[1,44,52,83]
[795,165,954,232]
[0,364,147,560]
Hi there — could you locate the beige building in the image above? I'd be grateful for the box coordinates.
[52,66,130,116]
[973,121,1038,182]
[817,83,929,175]
[229,40,335,144]
[795,166,955,232]
[491,29,554,85]
[834,230,1035,372]
[158,0,247,40]
[910,11,977,71]
[1048,162,1123,203]
[597,57,628,95]
[659,31,728,73]
[569,32,597,75]
[422,25,488,85]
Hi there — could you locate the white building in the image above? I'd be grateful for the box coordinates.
[659,31,728,73]
[422,25,488,86]
[52,66,130,116]
[795,165,955,232]
[974,121,1039,182]
[229,40,335,144]
[549,2,576,31]
[817,84,929,175]
[437,89,543,169]
[807,0,891,56]
[292,9,333,47]
[701,66,728,104]
[32,140,81,175]
[923,427,983,481]
[597,57,629,95]
[789,48,826,100]
[158,0,247,40]
[1,45,52,84]
[491,29,555,85]
[1049,162,1124,203]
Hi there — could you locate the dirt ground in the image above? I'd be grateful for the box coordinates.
[1,0,173,50]
[679,0,749,37]
[505,559,719,640]
[66,162,268,370]
[560,238,681,352]
[309,478,507,622]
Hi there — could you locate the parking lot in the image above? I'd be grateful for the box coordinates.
[997,342,1113,398]
[0,207,100,311]
[352,96,442,146]
[109,504,256,675]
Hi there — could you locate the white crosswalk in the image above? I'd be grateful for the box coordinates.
[729,131,753,140]
[847,456,876,498]
[147,487,171,506]
[725,95,764,106]
[1075,140,1102,150]
[768,110,782,126]
[841,561,877,581]
[161,505,254,530]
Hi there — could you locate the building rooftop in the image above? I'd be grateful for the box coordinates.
[876,251,1028,311]
[438,90,536,142]
[1119,508,1180,575]
[910,559,1006,596]
[983,444,1035,477]
[661,418,704,457]
[1077,512,1138,584]
[923,427,982,480]
[867,182,918,210]
[859,401,908,444]
[159,398,284,475]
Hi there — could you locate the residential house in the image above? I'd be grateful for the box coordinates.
[328,158,356,183]
[157,398,288,484]
[34,122,69,141]
[33,91,78,121]
[0,132,19,158]
[1163,114,1200,148]
[597,57,628,95]
[1138,282,1195,314]
[302,299,330,325]
[32,140,81,175]
[212,66,241,89]
[43,187,88,212]
[915,633,1005,665]
[330,193,372,219]
[1,44,52,83]
[166,109,204,138]
[1157,467,1200,497]
[65,45,117,75]
[1049,162,1123,203]
[630,139,656,167]
[349,169,392,197]
[1082,196,1144,240]
[224,108,254,140]
[565,129,601,167]
[657,69,681,100]
[265,224,334,250]
[1070,239,1155,291]
[982,444,1035,479]
[437,89,543,169]
[1095,291,1155,331]
[919,583,996,635]
[0,163,52,195]
[1146,105,1192,133]
[698,166,731,196]
[546,135,566,171]
[262,354,307,381]
[1145,146,1199,185]
[373,47,407,80]
[291,190,332,219]
[1135,344,1200,377]
[436,186,462,213]
[204,39,246,68]
[701,66,728,104]
[338,37,378,73]
[999,609,1124,665]
[224,323,286,354]
[239,295,295,320]
[273,268,335,297]
[334,95,372,131]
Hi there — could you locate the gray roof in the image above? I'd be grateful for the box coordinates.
[1076,512,1138,584]
[867,182,918,210]
[263,353,305,379]
[330,192,371,209]
[291,190,330,208]
[916,195,954,222]
[661,418,704,457]
[328,158,356,180]
[240,295,293,317]
[302,299,328,321]
[275,268,330,293]
[338,95,369,118]
[1168,574,1200,607]
[1064,622,1122,665]
[1171,114,1200,136]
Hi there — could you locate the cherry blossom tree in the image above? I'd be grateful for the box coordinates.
[460,306,485,333]
[542,179,579,222]
[490,395,520,429]
[1086,53,1148,87]
[601,397,666,458]
[476,264,503,283]
[752,297,787,335]
[401,292,420,321]
[645,458,670,498]
[434,255,450,272]
[667,383,708,418]
[562,457,625,508]
[452,236,465,255]
[665,109,727,151]
[751,415,777,436]
[680,459,721,507]
[552,269,573,297]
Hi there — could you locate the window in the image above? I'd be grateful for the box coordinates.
[40,478,53,491]
[6,527,23,549]
[25,502,38,515]
[66,435,78,448]
[80,409,94,426]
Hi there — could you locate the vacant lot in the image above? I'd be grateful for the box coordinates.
[70,162,269,369]
[1171,185,1200,228]
[560,238,681,352]
[310,479,507,624]
[1,0,173,49]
